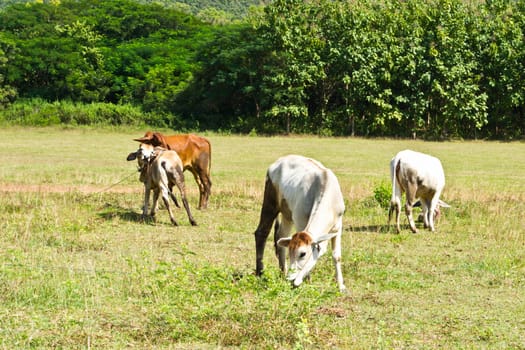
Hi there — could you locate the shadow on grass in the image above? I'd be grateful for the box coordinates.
[98,204,143,222]
[349,224,392,234]
[350,223,438,234]
[97,204,184,227]
[347,224,426,234]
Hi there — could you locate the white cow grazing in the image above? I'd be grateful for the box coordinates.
[127,143,197,227]
[254,155,346,292]
[389,149,450,233]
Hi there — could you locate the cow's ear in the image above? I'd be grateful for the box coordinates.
[127,152,138,161]
[277,237,292,248]
[314,233,337,244]
[152,132,164,145]
[438,200,451,208]
[134,131,153,143]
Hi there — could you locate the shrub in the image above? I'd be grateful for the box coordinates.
[0,98,172,127]
[373,182,392,209]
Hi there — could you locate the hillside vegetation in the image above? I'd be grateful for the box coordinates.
[0,0,524,139]
[0,0,265,16]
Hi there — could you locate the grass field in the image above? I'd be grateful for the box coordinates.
[0,127,524,349]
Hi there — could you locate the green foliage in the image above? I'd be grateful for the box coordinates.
[188,0,522,138]
[162,0,268,20]
[0,0,524,138]
[174,23,273,132]
[256,0,491,138]
[373,182,392,209]
[0,98,168,127]
[0,33,17,108]
[475,0,525,139]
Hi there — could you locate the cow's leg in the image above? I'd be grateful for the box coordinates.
[150,188,160,222]
[197,154,212,209]
[388,190,403,233]
[394,200,402,233]
[174,171,197,226]
[428,192,441,232]
[142,185,151,221]
[391,166,404,233]
[405,186,418,233]
[189,168,207,210]
[389,196,402,233]
[330,222,346,292]
[255,177,279,276]
[160,186,178,226]
[198,170,212,210]
[168,184,180,208]
[388,202,394,226]
[274,217,293,275]
[421,198,430,229]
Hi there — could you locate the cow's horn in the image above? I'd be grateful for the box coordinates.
[133,136,150,142]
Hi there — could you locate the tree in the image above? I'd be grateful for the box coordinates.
[259,0,326,134]
[1,1,108,101]
[477,0,525,139]
[173,24,271,131]
[0,34,17,108]
[421,0,487,139]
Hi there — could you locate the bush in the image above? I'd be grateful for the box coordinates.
[373,182,392,209]
[0,98,172,127]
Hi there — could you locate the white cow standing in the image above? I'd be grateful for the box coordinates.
[389,149,450,233]
[254,155,346,292]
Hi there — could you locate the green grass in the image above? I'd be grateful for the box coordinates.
[1,127,524,348]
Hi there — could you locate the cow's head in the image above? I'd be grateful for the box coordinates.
[127,143,156,164]
[435,200,451,219]
[415,199,451,222]
[127,143,158,181]
[277,231,337,288]
[133,131,165,147]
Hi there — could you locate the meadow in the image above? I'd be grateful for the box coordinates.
[0,127,524,349]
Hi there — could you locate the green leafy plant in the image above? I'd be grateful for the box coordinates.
[373,182,392,209]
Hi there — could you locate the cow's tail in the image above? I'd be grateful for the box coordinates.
[388,157,401,223]
[207,138,212,177]
[160,161,171,190]
[205,137,212,200]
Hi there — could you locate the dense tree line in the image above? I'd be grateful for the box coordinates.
[155,0,270,22]
[0,0,268,22]
[0,0,524,139]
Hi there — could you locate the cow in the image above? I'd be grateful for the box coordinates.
[388,149,450,233]
[133,131,211,209]
[254,155,346,292]
[127,143,197,227]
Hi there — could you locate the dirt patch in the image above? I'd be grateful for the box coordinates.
[0,183,141,194]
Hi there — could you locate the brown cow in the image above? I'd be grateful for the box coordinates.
[134,131,212,209]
